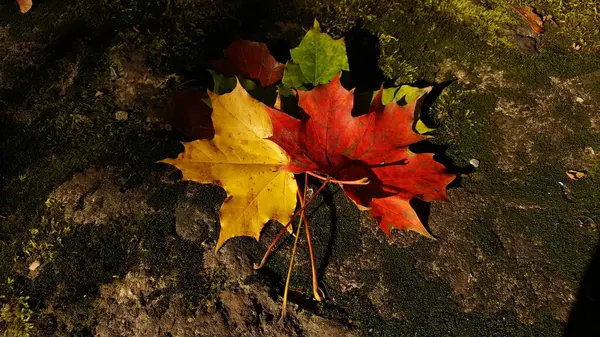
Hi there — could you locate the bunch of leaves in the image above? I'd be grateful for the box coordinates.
[161,20,456,316]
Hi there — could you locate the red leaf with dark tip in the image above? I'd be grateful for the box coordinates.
[214,40,285,87]
[266,75,456,237]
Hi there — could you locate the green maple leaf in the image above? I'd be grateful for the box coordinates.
[284,20,349,88]
[281,61,309,91]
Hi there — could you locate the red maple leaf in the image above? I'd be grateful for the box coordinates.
[214,40,285,87]
[265,75,456,237]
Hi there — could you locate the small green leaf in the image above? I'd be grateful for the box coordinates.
[201,97,212,108]
[277,84,295,98]
[415,119,435,134]
[378,87,400,105]
[209,70,259,94]
[209,70,237,94]
[289,20,349,86]
[208,70,277,105]
[282,61,309,90]
[395,85,429,104]
[372,85,435,134]
[373,85,429,105]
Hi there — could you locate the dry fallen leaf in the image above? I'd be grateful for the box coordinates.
[17,0,32,13]
[513,5,544,34]
[566,170,586,180]
[214,40,285,87]
[28,259,41,271]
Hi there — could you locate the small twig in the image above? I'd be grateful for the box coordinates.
[254,177,331,270]
[300,174,324,301]
[281,201,303,318]
[306,171,369,186]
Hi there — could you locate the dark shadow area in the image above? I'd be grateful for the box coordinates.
[418,79,455,127]
[0,21,116,182]
[314,184,339,290]
[409,141,474,176]
[199,0,298,61]
[410,198,432,233]
[248,264,352,320]
[564,237,600,337]
[351,90,375,117]
[264,38,294,65]
[25,210,212,335]
[345,19,385,91]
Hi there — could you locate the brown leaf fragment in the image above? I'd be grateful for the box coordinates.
[17,0,32,13]
[28,259,41,271]
[214,40,285,87]
[513,5,544,34]
[566,170,586,180]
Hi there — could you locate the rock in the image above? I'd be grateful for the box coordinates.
[50,167,153,225]
[111,50,177,117]
[95,242,357,337]
[174,184,219,243]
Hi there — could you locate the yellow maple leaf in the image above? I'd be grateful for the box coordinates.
[160,81,297,251]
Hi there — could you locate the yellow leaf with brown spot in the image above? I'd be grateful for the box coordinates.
[160,81,297,251]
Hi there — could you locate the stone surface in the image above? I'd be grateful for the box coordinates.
[50,167,154,225]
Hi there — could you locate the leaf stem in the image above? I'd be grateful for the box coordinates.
[254,177,331,270]
[300,174,324,301]
[281,202,303,318]
[306,171,369,186]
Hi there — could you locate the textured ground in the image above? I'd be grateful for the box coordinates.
[1,0,600,336]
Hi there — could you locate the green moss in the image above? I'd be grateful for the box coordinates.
[421,0,521,47]
[21,200,72,264]
[0,295,34,337]
[590,161,600,180]
[500,206,596,281]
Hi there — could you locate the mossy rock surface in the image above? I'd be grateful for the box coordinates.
[1,0,599,336]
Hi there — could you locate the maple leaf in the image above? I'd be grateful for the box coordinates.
[282,20,349,89]
[214,40,285,87]
[160,82,297,251]
[266,75,455,237]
